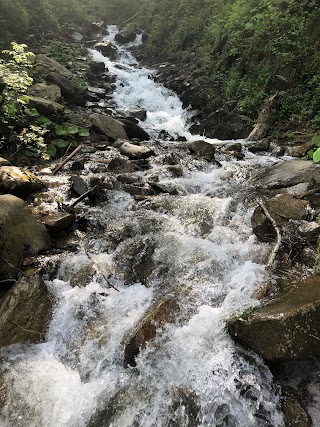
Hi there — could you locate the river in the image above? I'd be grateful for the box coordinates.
[0,26,291,427]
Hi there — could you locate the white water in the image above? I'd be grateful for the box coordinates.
[0,27,286,427]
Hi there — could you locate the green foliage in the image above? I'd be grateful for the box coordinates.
[306,135,320,163]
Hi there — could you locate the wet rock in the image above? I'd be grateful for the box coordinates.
[36,54,73,79]
[0,273,53,347]
[189,140,216,161]
[70,175,89,196]
[298,221,320,243]
[94,41,118,59]
[124,105,147,121]
[119,141,155,160]
[148,181,179,195]
[251,193,309,242]
[0,157,10,167]
[89,61,106,74]
[228,275,320,360]
[168,388,200,427]
[47,72,76,99]
[28,83,62,102]
[42,212,75,233]
[28,96,65,115]
[124,296,180,367]
[0,166,44,196]
[281,387,312,427]
[246,139,270,153]
[90,113,128,141]
[286,141,314,158]
[107,157,140,173]
[71,159,86,171]
[119,118,150,141]
[253,160,320,190]
[115,23,137,44]
[0,195,51,279]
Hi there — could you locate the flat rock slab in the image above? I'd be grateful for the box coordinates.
[0,166,44,196]
[0,274,53,347]
[253,160,320,189]
[28,83,62,102]
[228,275,320,360]
[42,212,75,233]
[36,54,73,79]
[0,195,51,279]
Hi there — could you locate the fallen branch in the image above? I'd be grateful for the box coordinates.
[66,185,98,212]
[258,199,282,269]
[295,186,320,200]
[8,320,45,336]
[0,279,16,284]
[52,145,82,175]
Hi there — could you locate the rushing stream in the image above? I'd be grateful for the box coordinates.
[0,26,293,427]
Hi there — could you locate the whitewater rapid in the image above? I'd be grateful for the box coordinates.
[0,25,291,427]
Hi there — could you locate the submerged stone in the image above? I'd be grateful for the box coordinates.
[228,275,320,360]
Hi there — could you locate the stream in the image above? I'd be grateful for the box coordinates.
[0,26,299,427]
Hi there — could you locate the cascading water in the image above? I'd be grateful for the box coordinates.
[0,26,289,427]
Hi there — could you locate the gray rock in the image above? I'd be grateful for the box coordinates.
[90,113,128,141]
[107,157,140,173]
[70,175,89,196]
[42,212,75,233]
[119,141,154,160]
[286,140,314,158]
[298,221,320,243]
[94,41,118,59]
[124,105,147,121]
[246,139,270,153]
[89,61,106,73]
[253,160,320,189]
[281,387,312,427]
[251,193,309,242]
[189,140,216,161]
[36,54,73,79]
[0,274,53,347]
[115,24,137,44]
[47,72,77,97]
[119,118,150,141]
[228,275,320,360]
[0,166,44,196]
[28,83,62,102]
[28,96,65,115]
[0,195,51,279]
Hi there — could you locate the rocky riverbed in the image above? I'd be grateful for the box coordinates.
[0,23,319,427]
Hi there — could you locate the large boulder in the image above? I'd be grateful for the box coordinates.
[0,166,45,196]
[124,105,147,121]
[90,113,128,140]
[94,41,118,59]
[253,160,320,190]
[0,273,53,347]
[0,195,51,279]
[36,54,73,79]
[228,275,320,360]
[28,83,62,102]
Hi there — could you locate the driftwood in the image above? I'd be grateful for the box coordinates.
[119,10,144,27]
[258,199,282,268]
[52,145,82,175]
[66,185,98,212]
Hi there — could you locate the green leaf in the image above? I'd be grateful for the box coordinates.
[46,144,57,157]
[78,128,90,137]
[37,116,52,127]
[307,148,315,160]
[312,135,320,147]
[25,149,40,157]
[53,138,69,148]
[0,95,3,103]
[25,108,39,117]
[66,125,79,135]
[18,95,30,104]
[55,125,68,136]
[313,148,320,163]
